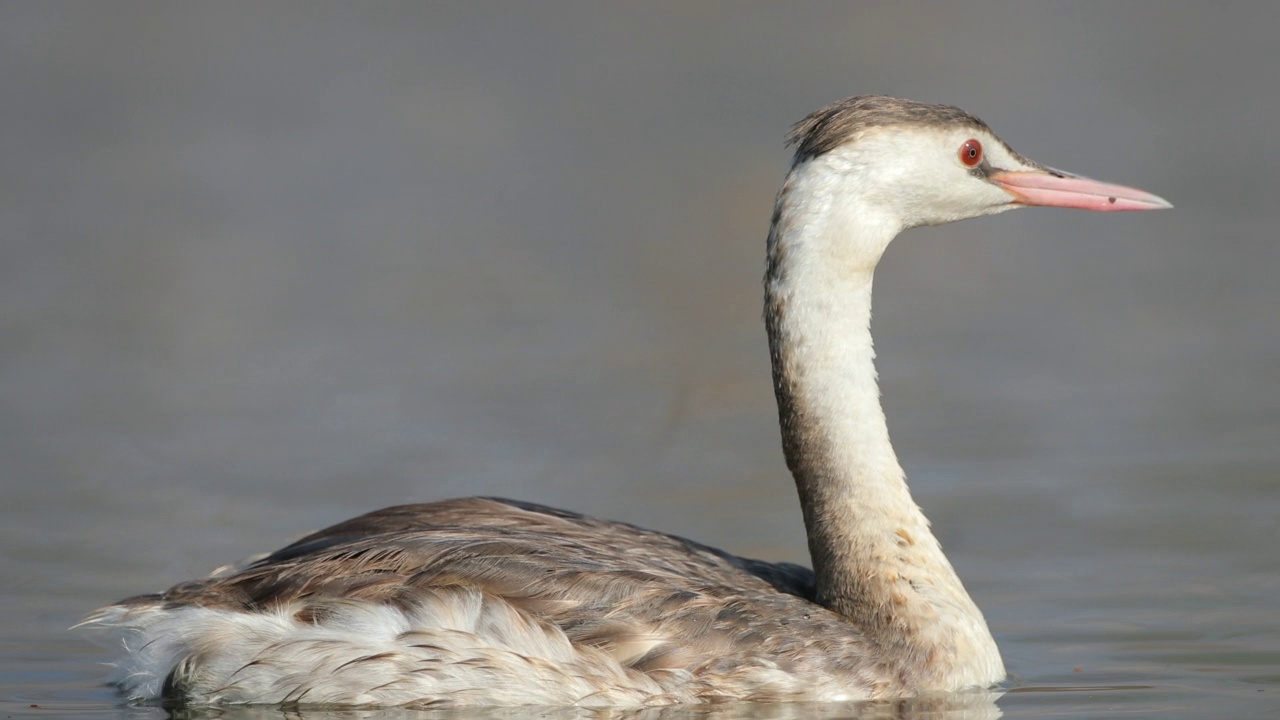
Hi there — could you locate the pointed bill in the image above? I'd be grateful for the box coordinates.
[990,169,1172,212]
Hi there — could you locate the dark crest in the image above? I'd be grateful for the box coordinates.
[788,96,992,162]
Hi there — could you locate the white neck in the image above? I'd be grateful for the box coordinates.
[765,156,1004,690]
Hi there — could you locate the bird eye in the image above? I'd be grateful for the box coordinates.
[958,139,983,167]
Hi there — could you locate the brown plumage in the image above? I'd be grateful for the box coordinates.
[95,498,894,705]
[139,498,818,613]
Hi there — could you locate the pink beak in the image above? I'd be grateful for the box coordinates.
[990,169,1172,212]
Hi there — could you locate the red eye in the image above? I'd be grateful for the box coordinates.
[959,138,983,167]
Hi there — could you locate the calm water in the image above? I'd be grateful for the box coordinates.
[4,3,1279,719]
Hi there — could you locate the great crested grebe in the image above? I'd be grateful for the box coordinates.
[82,96,1170,707]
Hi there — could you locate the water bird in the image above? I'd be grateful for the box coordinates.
[81,96,1170,707]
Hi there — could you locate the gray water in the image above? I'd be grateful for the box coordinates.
[3,3,1278,719]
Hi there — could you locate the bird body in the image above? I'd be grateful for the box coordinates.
[86,498,890,705]
[81,96,1170,708]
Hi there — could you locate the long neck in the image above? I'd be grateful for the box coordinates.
[764,160,1004,690]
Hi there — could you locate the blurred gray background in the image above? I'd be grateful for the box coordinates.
[2,2,1277,717]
